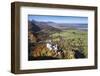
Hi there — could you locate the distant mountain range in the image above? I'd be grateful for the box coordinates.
[28,20,61,34]
[28,20,88,33]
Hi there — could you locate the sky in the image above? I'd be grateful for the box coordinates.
[28,15,88,24]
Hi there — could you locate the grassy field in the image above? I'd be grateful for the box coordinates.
[51,29,88,58]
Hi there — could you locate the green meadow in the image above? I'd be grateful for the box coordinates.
[51,29,88,58]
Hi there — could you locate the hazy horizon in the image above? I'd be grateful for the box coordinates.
[28,15,88,24]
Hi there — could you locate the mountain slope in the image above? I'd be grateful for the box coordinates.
[29,20,61,33]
